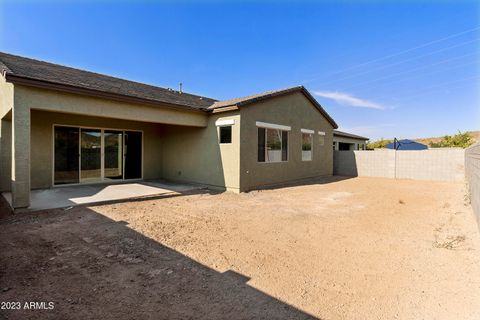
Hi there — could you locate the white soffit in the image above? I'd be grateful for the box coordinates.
[301,128,314,134]
[255,121,291,131]
[318,131,326,136]
[215,119,235,126]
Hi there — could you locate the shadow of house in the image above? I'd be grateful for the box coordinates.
[0,204,318,320]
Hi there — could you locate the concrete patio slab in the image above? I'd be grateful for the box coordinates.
[1,180,205,212]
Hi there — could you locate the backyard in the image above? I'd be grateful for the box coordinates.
[1,176,479,319]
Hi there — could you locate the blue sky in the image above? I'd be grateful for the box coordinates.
[1,1,478,140]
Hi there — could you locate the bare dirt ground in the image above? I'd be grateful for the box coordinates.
[1,177,480,320]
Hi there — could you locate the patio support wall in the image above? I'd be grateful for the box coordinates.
[11,103,30,208]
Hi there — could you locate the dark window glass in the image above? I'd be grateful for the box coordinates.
[219,126,232,144]
[281,131,288,161]
[258,127,266,162]
[54,126,79,185]
[124,131,142,179]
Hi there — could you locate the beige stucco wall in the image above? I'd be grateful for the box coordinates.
[14,85,208,127]
[30,110,164,189]
[161,112,241,192]
[0,75,13,192]
[239,92,334,191]
[0,74,13,119]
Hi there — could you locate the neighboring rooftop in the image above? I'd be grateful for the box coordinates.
[385,139,428,150]
[333,130,369,140]
[0,52,217,111]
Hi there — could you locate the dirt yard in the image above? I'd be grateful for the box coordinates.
[1,177,480,319]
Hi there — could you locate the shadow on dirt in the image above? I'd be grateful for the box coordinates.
[0,192,318,320]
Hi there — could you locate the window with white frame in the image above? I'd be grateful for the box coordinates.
[301,129,313,161]
[257,122,289,162]
[216,119,234,144]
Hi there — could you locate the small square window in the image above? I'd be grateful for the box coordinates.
[319,135,325,146]
[219,126,232,144]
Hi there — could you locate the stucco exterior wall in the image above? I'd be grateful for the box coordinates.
[0,74,13,119]
[30,110,164,189]
[14,85,208,127]
[161,112,241,192]
[0,119,11,192]
[239,92,334,191]
[0,75,13,192]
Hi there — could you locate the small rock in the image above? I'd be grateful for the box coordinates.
[2,287,11,292]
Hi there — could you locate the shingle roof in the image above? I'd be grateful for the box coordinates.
[333,130,369,140]
[209,86,338,128]
[0,52,217,111]
[0,52,338,128]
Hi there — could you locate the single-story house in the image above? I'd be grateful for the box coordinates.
[385,139,428,150]
[0,52,338,209]
[333,130,369,151]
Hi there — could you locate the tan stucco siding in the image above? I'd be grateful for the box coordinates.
[0,119,11,192]
[0,75,13,120]
[30,110,163,189]
[239,92,334,191]
[14,85,208,127]
[161,112,241,192]
[0,76,13,192]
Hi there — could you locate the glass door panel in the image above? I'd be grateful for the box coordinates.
[104,130,123,180]
[80,129,102,183]
[124,131,142,179]
[54,126,79,185]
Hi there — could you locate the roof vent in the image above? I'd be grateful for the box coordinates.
[179,82,182,94]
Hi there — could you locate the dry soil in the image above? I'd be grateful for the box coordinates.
[1,176,479,319]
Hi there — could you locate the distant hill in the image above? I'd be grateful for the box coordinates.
[415,131,479,146]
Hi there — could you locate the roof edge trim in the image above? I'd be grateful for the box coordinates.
[5,74,208,114]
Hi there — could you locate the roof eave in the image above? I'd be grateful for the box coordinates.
[5,74,209,114]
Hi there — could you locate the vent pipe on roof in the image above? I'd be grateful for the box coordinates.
[179,82,182,94]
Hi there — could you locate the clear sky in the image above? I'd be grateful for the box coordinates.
[1,1,478,140]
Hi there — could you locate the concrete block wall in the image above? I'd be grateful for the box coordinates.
[334,149,395,178]
[334,148,465,182]
[395,149,465,181]
[465,144,480,225]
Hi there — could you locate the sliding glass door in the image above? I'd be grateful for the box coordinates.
[104,130,124,180]
[54,126,142,186]
[54,127,80,185]
[80,129,102,183]
[125,131,142,180]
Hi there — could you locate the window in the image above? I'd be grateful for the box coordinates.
[258,127,288,162]
[219,126,232,144]
[318,135,325,146]
[318,131,325,146]
[302,133,313,161]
